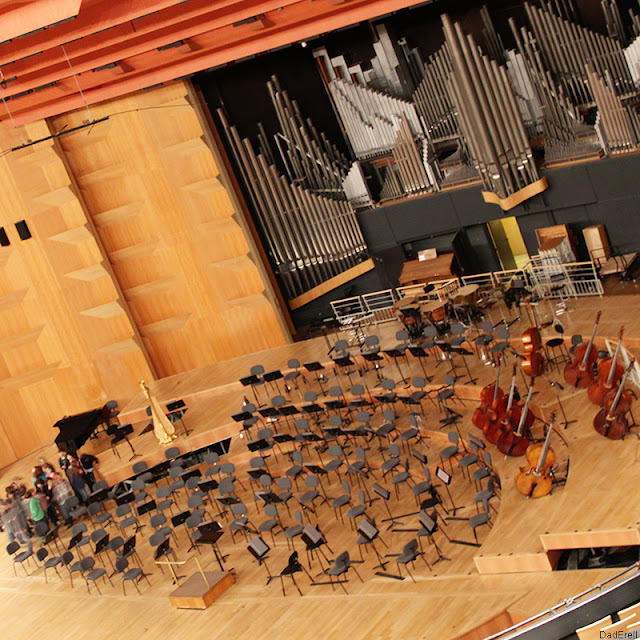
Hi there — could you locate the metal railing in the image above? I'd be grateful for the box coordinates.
[330,259,604,325]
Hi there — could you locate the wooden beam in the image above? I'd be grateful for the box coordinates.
[287,258,375,310]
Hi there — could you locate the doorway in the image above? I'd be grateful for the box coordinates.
[487,216,530,270]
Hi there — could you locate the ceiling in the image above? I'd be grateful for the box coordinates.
[0,0,430,126]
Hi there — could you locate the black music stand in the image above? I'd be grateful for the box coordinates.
[240,374,263,407]
[116,491,135,506]
[256,491,283,505]
[332,354,356,385]
[166,400,190,437]
[373,483,404,529]
[258,406,280,420]
[357,520,387,571]
[383,348,409,384]
[303,361,326,393]
[407,345,432,380]
[136,500,157,519]
[263,370,284,395]
[94,534,114,572]
[248,536,274,584]
[88,488,109,506]
[232,410,254,423]
[419,511,450,565]
[301,525,332,572]
[198,478,219,494]
[171,510,191,528]
[154,536,183,582]
[248,438,272,453]
[68,531,84,552]
[111,424,140,461]
[197,521,227,571]
[301,402,324,418]
[272,433,294,445]
[451,346,477,385]
[435,467,459,515]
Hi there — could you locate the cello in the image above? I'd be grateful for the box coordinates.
[564,311,601,388]
[485,365,517,445]
[515,418,556,499]
[521,301,545,377]
[497,378,535,457]
[472,362,504,431]
[594,360,635,440]
[587,326,625,406]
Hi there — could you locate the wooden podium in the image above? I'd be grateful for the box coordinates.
[169,570,234,609]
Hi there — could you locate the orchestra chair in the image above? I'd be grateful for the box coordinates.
[6,541,33,576]
[417,510,450,564]
[284,358,307,397]
[278,551,312,596]
[468,502,492,546]
[36,548,64,583]
[82,556,113,594]
[395,539,430,582]
[324,551,363,593]
[114,556,151,595]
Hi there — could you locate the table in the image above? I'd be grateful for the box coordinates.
[399,253,457,285]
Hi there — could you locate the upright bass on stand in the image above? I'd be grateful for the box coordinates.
[593,360,635,440]
[587,326,624,406]
[564,311,601,388]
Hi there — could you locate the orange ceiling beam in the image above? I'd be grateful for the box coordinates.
[0,0,431,127]
[0,0,82,44]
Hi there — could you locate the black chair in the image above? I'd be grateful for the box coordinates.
[395,539,430,582]
[278,551,311,596]
[36,547,63,583]
[6,541,32,576]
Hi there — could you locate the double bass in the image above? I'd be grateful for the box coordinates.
[497,378,535,457]
[485,365,517,445]
[564,311,601,388]
[472,362,504,431]
[593,360,635,440]
[515,418,556,498]
[587,326,625,406]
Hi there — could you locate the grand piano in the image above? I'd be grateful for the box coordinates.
[54,406,109,454]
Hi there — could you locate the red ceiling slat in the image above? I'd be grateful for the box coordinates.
[0,0,297,96]
[0,0,82,44]
[0,0,430,126]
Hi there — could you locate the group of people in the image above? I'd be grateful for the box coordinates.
[0,449,99,555]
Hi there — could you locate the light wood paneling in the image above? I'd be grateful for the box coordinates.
[0,118,153,462]
[51,81,289,378]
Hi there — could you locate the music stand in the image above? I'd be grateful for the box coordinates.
[301,402,324,418]
[94,534,114,571]
[263,370,284,395]
[373,483,404,529]
[272,433,294,445]
[407,345,432,380]
[451,346,477,385]
[258,406,280,420]
[303,361,327,393]
[116,491,135,506]
[435,467,459,515]
[419,511,450,564]
[240,374,263,406]
[248,536,274,584]
[68,531,84,552]
[256,491,283,505]
[198,478,219,493]
[88,488,109,506]
[112,424,140,461]
[171,510,191,528]
[383,348,409,384]
[332,354,356,385]
[136,499,157,519]
[197,521,227,571]
[357,520,387,570]
[248,438,272,453]
[301,524,332,572]
[166,400,190,437]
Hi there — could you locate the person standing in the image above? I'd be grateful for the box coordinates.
[66,465,90,504]
[48,472,73,525]
[78,452,99,491]
[1,495,32,554]
[29,487,49,535]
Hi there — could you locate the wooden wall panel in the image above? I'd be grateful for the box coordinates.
[50,81,289,379]
[0,118,154,464]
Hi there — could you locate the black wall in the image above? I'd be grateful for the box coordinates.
[290,153,640,329]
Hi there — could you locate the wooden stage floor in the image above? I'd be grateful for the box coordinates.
[1,294,640,640]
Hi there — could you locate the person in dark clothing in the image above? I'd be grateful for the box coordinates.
[78,452,99,491]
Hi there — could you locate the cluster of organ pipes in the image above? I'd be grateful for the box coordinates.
[215,0,640,297]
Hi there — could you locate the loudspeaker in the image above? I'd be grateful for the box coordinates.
[248,536,270,560]
[15,220,31,240]
[0,228,9,246]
